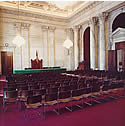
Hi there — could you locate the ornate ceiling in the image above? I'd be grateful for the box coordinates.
[0,1,88,18]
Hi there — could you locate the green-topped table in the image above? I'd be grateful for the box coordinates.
[14,68,66,74]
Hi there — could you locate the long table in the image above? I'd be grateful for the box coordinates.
[14,68,66,74]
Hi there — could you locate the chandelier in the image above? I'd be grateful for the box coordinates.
[63,38,73,49]
[12,33,25,47]
[12,1,25,47]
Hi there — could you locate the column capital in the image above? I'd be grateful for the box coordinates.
[14,23,30,29]
[48,26,56,31]
[41,25,56,31]
[41,25,49,30]
[21,23,31,29]
[102,12,109,21]
[73,26,80,32]
[92,17,99,25]
[65,28,74,33]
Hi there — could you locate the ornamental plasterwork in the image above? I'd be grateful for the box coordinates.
[0,1,124,28]
[68,1,103,21]
[0,1,85,18]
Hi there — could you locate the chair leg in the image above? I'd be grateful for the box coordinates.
[43,105,46,119]
[24,108,28,121]
[93,100,101,104]
[53,109,59,115]
[39,105,44,118]
[84,102,92,106]
[3,102,7,112]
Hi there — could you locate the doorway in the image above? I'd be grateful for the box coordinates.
[83,27,90,70]
[1,51,13,75]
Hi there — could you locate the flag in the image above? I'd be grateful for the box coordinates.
[36,50,38,57]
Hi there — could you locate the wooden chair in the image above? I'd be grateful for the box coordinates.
[31,59,43,69]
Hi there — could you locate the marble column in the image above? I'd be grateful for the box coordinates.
[27,24,31,68]
[13,23,22,70]
[92,17,99,69]
[73,27,79,69]
[21,23,30,70]
[80,25,84,62]
[103,12,109,71]
[64,28,74,71]
[90,19,96,70]
[41,26,49,66]
[48,26,56,67]
[99,15,105,70]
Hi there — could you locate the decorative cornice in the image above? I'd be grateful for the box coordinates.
[0,8,68,23]
[68,1,103,22]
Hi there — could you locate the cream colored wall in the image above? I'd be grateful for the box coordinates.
[0,1,124,73]
[0,21,68,72]
[55,28,66,68]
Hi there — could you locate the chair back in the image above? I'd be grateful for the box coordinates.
[47,87,58,94]
[72,89,83,97]
[27,95,42,104]
[58,91,71,99]
[59,86,71,92]
[21,90,33,97]
[4,88,16,91]
[86,87,91,94]
[4,90,18,99]
[45,93,58,102]
[91,86,100,92]
[33,89,46,95]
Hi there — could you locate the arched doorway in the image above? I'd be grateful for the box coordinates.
[83,27,90,70]
[108,13,125,71]
[112,13,125,32]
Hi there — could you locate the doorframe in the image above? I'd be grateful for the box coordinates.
[83,27,90,70]
[1,51,13,75]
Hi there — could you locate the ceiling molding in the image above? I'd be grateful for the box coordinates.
[0,1,125,28]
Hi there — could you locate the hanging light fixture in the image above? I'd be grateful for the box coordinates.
[63,36,73,55]
[63,38,73,49]
[12,1,25,47]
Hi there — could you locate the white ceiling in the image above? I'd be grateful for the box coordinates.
[0,1,87,18]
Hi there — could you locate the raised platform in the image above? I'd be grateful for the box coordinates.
[14,68,66,74]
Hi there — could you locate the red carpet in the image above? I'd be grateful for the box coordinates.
[0,76,7,105]
[0,98,125,126]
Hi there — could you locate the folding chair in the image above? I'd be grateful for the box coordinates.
[82,87,92,106]
[72,89,84,109]
[24,95,42,120]
[43,93,59,118]
[58,91,72,113]
[3,90,18,112]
